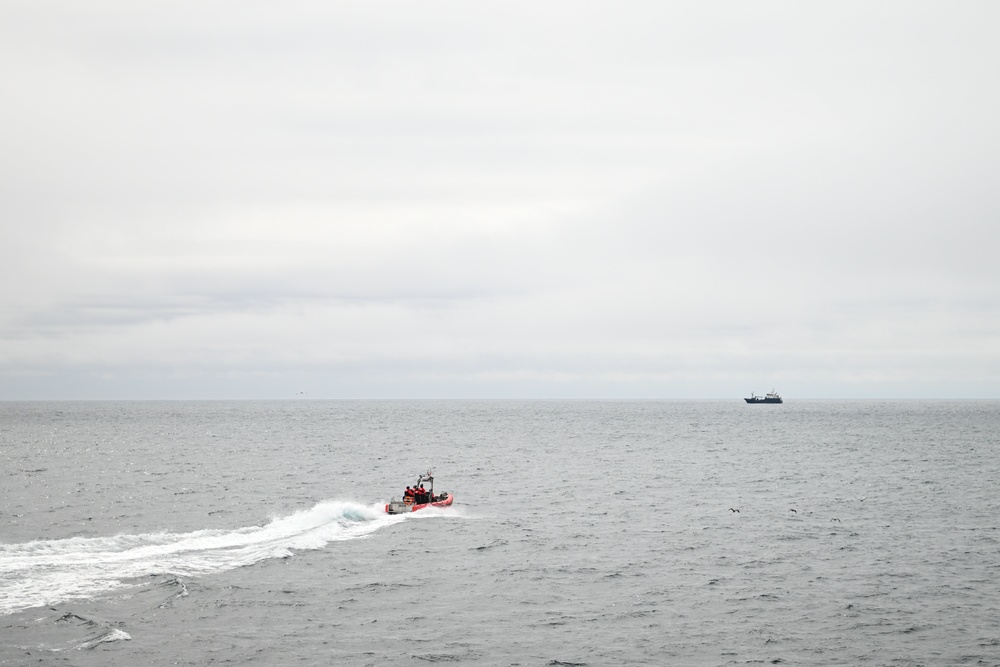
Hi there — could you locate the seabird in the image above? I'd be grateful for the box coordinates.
[729,508,740,513]
[831,518,841,522]
[788,509,797,514]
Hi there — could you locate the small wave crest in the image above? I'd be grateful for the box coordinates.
[0,500,395,615]
[77,627,132,650]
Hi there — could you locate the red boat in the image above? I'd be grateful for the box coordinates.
[385,471,454,514]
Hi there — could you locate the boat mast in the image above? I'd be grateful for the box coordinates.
[418,470,434,496]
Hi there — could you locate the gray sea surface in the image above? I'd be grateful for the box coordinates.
[1,399,998,666]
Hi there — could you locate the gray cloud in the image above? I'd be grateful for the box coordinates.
[1,1,998,398]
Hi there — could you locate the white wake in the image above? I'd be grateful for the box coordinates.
[0,500,399,615]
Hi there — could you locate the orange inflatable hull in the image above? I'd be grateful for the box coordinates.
[385,494,454,514]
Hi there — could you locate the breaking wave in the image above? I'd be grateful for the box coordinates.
[0,500,397,615]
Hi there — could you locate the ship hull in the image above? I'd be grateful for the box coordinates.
[385,493,454,514]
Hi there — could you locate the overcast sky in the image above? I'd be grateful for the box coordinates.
[1,2,998,399]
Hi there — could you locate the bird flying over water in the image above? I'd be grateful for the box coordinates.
[788,509,797,513]
[729,508,740,513]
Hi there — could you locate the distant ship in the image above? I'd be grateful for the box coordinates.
[745,390,783,404]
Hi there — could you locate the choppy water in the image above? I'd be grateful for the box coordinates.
[1,400,998,665]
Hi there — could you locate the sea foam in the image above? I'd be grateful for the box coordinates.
[0,500,397,615]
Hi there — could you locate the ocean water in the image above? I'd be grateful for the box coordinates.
[1,399,998,666]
